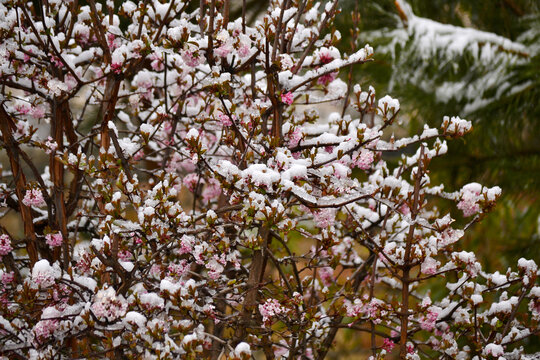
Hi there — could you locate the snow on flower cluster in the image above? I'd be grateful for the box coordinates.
[457,182,501,217]
[352,149,374,170]
[91,287,128,322]
[377,95,400,116]
[33,319,58,343]
[31,260,58,288]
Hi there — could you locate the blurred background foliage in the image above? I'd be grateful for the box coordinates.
[334,0,540,272]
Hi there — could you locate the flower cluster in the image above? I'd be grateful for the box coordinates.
[259,299,287,323]
[45,233,63,248]
[22,189,46,207]
[0,235,12,257]
[91,287,128,322]
[33,320,58,343]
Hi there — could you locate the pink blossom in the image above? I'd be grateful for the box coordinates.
[345,300,363,318]
[364,298,385,323]
[288,127,302,148]
[183,173,200,192]
[182,50,200,67]
[118,250,132,261]
[206,258,224,280]
[421,257,439,275]
[22,189,46,207]
[53,284,71,303]
[180,158,197,172]
[317,72,338,85]
[281,92,294,105]
[149,264,162,277]
[178,236,193,255]
[44,136,58,154]
[64,74,78,90]
[439,227,464,248]
[346,298,385,324]
[457,196,480,217]
[238,44,251,58]
[259,298,286,323]
[76,253,91,275]
[51,56,63,68]
[45,232,63,248]
[420,308,439,331]
[32,260,56,288]
[91,287,127,321]
[399,203,410,215]
[150,53,164,71]
[319,266,334,287]
[31,105,46,119]
[218,113,233,126]
[1,271,14,285]
[313,208,336,228]
[15,121,30,138]
[75,30,89,44]
[274,343,289,357]
[457,183,482,217]
[202,179,221,202]
[215,45,231,58]
[159,120,174,144]
[168,260,189,278]
[166,153,185,172]
[280,54,294,70]
[33,320,58,341]
[133,150,145,161]
[0,234,12,256]
[382,338,396,352]
[111,62,123,74]
[353,149,374,170]
[318,51,335,65]
[107,33,118,50]
[15,102,30,114]
[484,343,504,357]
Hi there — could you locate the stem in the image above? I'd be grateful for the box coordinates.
[399,145,424,357]
[236,225,269,340]
[51,99,71,268]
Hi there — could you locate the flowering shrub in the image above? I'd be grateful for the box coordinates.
[0,0,538,359]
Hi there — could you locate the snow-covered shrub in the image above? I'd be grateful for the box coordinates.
[0,0,537,359]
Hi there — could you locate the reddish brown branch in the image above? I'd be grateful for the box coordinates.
[0,106,38,265]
